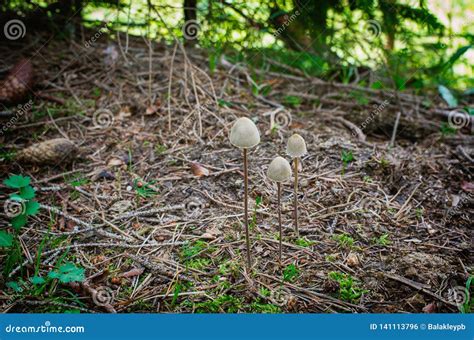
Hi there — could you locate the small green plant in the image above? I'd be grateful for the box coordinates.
[415,208,424,219]
[363,175,372,183]
[67,173,89,187]
[154,143,167,155]
[181,240,209,259]
[328,271,367,303]
[295,237,314,247]
[219,259,241,278]
[460,276,473,313]
[1,175,40,247]
[332,233,355,249]
[193,294,243,313]
[47,262,85,283]
[283,263,299,282]
[283,95,302,107]
[439,122,458,136]
[259,287,271,297]
[373,233,390,246]
[341,150,354,174]
[249,300,281,313]
[133,178,158,198]
[186,258,211,270]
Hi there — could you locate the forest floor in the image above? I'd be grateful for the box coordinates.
[0,32,473,313]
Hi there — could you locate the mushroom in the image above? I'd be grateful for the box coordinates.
[229,117,260,269]
[286,134,307,236]
[267,156,292,263]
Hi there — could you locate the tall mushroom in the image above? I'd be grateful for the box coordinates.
[267,156,292,263]
[286,134,307,237]
[229,117,260,269]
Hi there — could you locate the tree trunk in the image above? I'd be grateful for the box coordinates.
[184,0,198,45]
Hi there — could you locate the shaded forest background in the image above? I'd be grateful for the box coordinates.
[1,0,473,92]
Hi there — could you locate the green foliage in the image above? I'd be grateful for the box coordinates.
[332,233,355,249]
[460,276,473,314]
[193,294,243,313]
[372,233,390,246]
[329,271,368,303]
[0,231,14,247]
[3,174,30,188]
[440,122,457,136]
[133,178,158,198]
[438,85,458,108]
[341,150,354,174]
[2,174,40,248]
[48,263,85,283]
[181,240,209,259]
[154,144,167,155]
[295,237,314,247]
[282,263,299,282]
[249,300,281,313]
[283,95,302,107]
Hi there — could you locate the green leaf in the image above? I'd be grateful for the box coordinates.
[48,263,85,283]
[25,200,40,216]
[3,175,31,189]
[9,193,23,201]
[11,214,27,230]
[30,276,46,285]
[441,45,472,72]
[0,231,13,247]
[20,186,36,200]
[438,85,458,108]
[6,281,22,292]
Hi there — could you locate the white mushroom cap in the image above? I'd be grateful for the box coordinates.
[267,156,292,182]
[286,134,307,158]
[229,117,260,149]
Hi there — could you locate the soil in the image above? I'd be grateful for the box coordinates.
[0,32,472,313]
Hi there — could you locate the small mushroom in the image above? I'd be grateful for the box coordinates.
[229,117,260,269]
[286,134,307,236]
[267,156,292,263]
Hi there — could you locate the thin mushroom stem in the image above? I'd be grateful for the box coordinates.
[293,157,299,237]
[277,182,282,264]
[243,148,251,269]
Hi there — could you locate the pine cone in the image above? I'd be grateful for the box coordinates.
[0,59,34,104]
[16,138,78,164]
